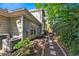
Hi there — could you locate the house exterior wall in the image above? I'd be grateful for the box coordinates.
[10,16,22,36]
[31,11,42,23]
[0,9,43,50]
[0,15,23,36]
[23,17,31,38]
[30,9,45,35]
[0,9,42,40]
[0,16,22,50]
[23,16,41,39]
[0,16,9,35]
[0,15,9,50]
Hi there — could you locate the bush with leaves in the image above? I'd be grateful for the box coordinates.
[14,38,32,49]
[35,3,79,55]
[12,38,34,56]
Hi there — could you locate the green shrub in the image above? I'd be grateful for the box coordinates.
[14,38,32,49]
[12,38,35,56]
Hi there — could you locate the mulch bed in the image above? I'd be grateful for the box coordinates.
[11,36,47,56]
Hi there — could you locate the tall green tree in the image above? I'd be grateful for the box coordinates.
[35,3,79,55]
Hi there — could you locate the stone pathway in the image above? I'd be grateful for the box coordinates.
[44,35,67,56]
[47,36,57,56]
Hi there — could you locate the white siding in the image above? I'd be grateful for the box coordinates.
[31,11,43,24]
[10,17,21,35]
[0,16,9,35]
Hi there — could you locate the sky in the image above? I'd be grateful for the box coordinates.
[0,3,36,10]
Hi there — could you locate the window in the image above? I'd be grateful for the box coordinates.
[34,29,36,36]
[30,28,37,36]
[26,31,28,37]
[30,29,36,35]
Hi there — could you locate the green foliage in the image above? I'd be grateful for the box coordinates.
[12,38,34,56]
[35,3,79,55]
[14,38,32,49]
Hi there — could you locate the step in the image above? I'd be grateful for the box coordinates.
[49,42,53,45]
[48,40,52,43]
[49,46,55,49]
[50,50,56,56]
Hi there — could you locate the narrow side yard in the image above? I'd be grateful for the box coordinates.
[0,34,69,56]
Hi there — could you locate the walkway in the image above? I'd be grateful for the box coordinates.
[44,35,68,56]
